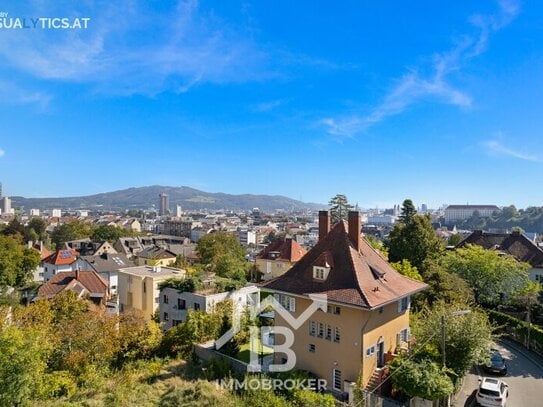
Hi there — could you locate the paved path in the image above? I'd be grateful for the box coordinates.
[453,340,543,406]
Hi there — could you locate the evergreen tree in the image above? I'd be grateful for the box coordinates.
[328,194,353,224]
[399,199,417,223]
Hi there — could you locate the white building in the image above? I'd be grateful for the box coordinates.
[366,214,396,225]
[444,205,500,223]
[237,228,256,247]
[1,197,12,215]
[30,208,40,216]
[51,208,62,218]
[159,284,260,330]
[42,249,78,281]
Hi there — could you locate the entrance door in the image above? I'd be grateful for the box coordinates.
[376,341,385,368]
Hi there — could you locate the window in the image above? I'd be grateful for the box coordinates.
[309,344,316,353]
[194,303,201,311]
[333,369,342,391]
[309,320,316,336]
[326,324,332,341]
[111,285,117,290]
[178,298,186,309]
[398,296,410,313]
[274,294,296,312]
[334,327,341,343]
[327,305,341,315]
[379,307,384,314]
[317,322,324,338]
[163,294,169,304]
[334,306,341,315]
[313,266,329,280]
[163,312,169,321]
[172,320,181,327]
[399,328,409,343]
[154,297,159,304]
[366,345,376,357]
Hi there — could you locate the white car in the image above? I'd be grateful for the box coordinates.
[476,377,509,407]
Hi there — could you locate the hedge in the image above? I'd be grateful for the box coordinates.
[488,310,543,355]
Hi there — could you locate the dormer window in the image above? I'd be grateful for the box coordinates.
[313,266,330,280]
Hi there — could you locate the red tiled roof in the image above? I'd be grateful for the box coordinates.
[257,238,307,262]
[38,270,109,299]
[42,249,79,265]
[263,221,427,309]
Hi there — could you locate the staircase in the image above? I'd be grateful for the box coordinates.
[365,367,386,395]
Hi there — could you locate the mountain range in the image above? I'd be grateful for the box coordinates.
[11,185,323,212]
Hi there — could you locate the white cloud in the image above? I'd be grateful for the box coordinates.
[482,140,541,162]
[251,100,284,113]
[322,0,519,139]
[0,148,5,157]
[0,0,270,96]
[0,81,52,108]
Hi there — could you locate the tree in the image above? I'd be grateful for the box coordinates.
[196,232,248,281]
[91,224,124,242]
[442,244,531,304]
[50,220,93,248]
[328,194,353,224]
[26,217,47,241]
[399,199,417,224]
[390,357,454,400]
[386,214,443,272]
[2,219,26,239]
[0,235,41,287]
[390,259,423,281]
[419,261,474,305]
[447,233,464,247]
[0,326,51,406]
[412,302,493,379]
[365,234,388,258]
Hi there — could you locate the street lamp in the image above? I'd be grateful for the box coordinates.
[441,310,471,407]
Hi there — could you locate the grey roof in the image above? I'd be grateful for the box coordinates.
[79,253,135,273]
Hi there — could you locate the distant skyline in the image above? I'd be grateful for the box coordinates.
[1,1,542,208]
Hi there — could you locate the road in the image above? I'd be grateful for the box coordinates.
[453,340,543,406]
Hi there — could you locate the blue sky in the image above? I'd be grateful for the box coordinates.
[0,0,542,208]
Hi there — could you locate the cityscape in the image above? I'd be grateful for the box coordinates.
[1,1,543,407]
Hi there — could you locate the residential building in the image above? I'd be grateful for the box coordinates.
[37,270,110,304]
[76,252,134,295]
[159,283,260,330]
[263,211,427,399]
[1,196,12,215]
[162,220,192,238]
[458,229,543,282]
[114,237,144,258]
[42,249,79,281]
[444,205,500,223]
[51,209,62,218]
[136,246,177,266]
[366,214,396,225]
[237,228,256,247]
[117,265,186,320]
[30,208,40,216]
[255,238,307,281]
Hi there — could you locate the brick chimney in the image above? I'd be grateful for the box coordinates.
[348,211,361,251]
[319,210,330,241]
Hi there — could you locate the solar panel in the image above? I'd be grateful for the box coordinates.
[60,251,73,259]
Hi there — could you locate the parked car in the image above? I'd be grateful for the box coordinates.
[483,350,507,375]
[476,377,509,407]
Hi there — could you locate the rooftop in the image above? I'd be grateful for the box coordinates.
[117,265,186,278]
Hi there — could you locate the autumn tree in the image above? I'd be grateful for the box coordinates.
[328,194,353,224]
[390,259,423,281]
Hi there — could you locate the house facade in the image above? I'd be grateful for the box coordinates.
[117,265,186,320]
[255,238,307,281]
[42,249,79,281]
[158,284,260,330]
[263,211,427,398]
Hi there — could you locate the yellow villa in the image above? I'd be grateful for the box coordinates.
[263,210,427,400]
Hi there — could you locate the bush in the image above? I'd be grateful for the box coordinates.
[40,371,77,399]
[488,310,543,354]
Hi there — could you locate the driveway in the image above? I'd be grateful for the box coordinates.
[453,339,543,406]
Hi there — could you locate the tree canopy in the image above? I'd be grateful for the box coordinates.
[196,232,248,281]
[0,235,41,287]
[442,244,531,304]
[386,212,443,272]
[50,220,93,248]
[328,194,353,224]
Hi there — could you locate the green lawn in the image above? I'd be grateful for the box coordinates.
[236,339,273,363]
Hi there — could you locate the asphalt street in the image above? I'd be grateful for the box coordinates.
[453,340,543,407]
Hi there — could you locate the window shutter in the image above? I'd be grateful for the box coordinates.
[289,296,296,312]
